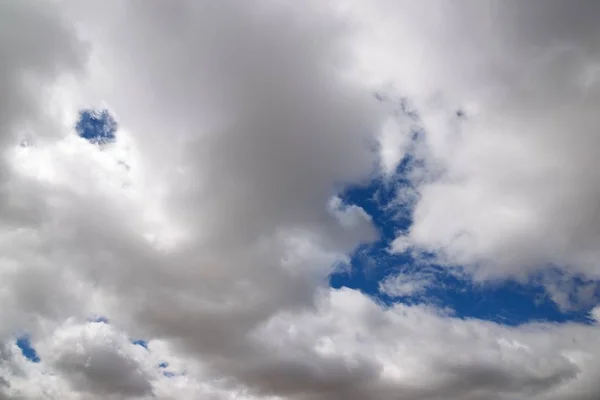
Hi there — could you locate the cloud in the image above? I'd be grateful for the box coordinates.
[378,271,433,297]
[1,0,381,396]
[250,288,594,400]
[1,0,600,399]
[3,290,600,400]
[43,321,153,397]
[0,0,87,343]
[591,307,600,323]
[351,2,600,286]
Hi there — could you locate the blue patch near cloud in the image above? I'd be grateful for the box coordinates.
[330,154,598,326]
[157,362,178,378]
[16,335,40,363]
[75,109,117,144]
[89,316,109,324]
[132,339,148,349]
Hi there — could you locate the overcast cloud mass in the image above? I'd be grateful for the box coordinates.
[2,0,600,399]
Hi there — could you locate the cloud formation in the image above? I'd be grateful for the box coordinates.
[356,1,600,284]
[1,0,600,399]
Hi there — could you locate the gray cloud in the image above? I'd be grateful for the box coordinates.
[0,0,87,345]
[1,0,600,399]
[47,322,153,397]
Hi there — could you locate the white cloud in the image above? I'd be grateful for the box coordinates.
[0,0,599,399]
[590,306,600,324]
[327,196,373,232]
[378,271,433,297]
[6,289,600,400]
[376,106,416,176]
[251,288,600,400]
[350,2,600,289]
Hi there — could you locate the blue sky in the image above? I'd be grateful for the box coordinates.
[16,335,40,363]
[330,94,599,327]
[75,109,117,144]
[332,176,596,326]
[329,116,598,326]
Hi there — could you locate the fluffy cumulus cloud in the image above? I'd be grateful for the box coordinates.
[2,0,600,399]
[357,1,600,283]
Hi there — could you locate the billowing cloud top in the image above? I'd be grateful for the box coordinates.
[2,1,600,399]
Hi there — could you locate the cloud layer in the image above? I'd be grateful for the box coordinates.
[1,0,600,399]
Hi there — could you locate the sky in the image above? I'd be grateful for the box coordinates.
[3,0,600,399]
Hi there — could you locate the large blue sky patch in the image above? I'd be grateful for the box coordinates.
[330,157,599,326]
[328,93,600,326]
[76,109,117,144]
